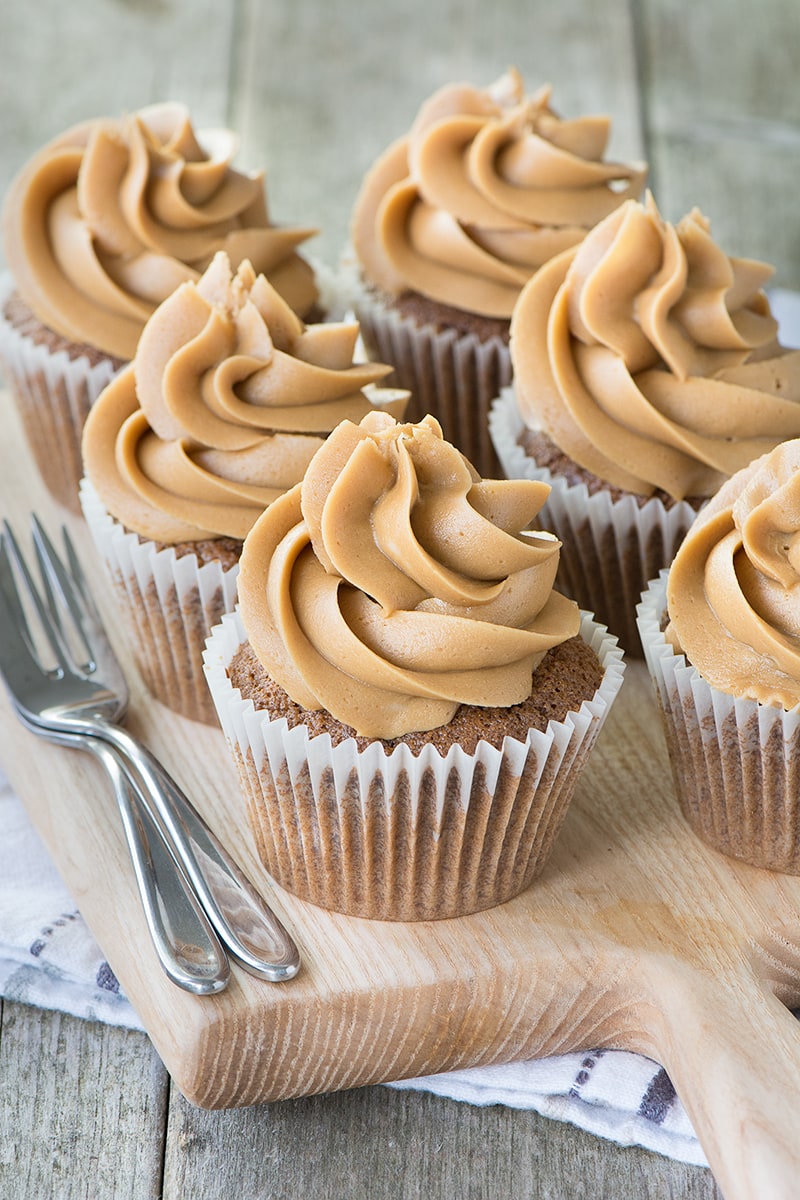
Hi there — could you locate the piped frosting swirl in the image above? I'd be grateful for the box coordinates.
[352,70,646,319]
[666,439,800,709]
[82,253,406,542]
[4,103,319,359]
[237,410,580,738]
[511,194,800,500]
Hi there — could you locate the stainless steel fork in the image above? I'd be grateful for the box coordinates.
[16,710,231,995]
[0,516,300,990]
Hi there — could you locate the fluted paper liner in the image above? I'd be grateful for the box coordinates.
[490,387,698,656]
[343,265,511,480]
[80,477,239,725]
[203,609,625,921]
[638,572,800,873]
[0,273,121,514]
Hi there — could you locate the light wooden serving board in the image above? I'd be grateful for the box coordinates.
[2,391,800,1200]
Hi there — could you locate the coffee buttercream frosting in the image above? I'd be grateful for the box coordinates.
[351,69,646,319]
[512,194,800,501]
[666,440,800,709]
[82,253,406,542]
[4,103,319,359]
[237,410,580,738]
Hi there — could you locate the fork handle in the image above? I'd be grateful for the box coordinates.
[95,722,301,982]
[85,739,231,996]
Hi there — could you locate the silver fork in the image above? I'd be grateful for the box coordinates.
[16,711,231,995]
[0,516,300,988]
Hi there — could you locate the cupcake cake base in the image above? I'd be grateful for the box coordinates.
[0,275,124,513]
[350,278,511,480]
[80,478,240,726]
[204,610,624,921]
[638,572,800,874]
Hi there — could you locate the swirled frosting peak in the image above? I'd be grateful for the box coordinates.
[351,70,646,319]
[4,102,319,359]
[238,410,581,738]
[511,193,800,500]
[82,253,407,543]
[666,440,800,709]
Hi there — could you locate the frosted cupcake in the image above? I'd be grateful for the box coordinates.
[347,69,646,478]
[81,252,406,723]
[638,440,800,872]
[491,193,800,654]
[204,410,625,920]
[1,102,321,511]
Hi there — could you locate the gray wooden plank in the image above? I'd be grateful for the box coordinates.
[230,0,644,267]
[636,0,800,286]
[162,1085,722,1200]
[0,1001,169,1200]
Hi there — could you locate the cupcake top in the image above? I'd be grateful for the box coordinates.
[351,69,646,320]
[3,102,319,360]
[511,194,800,501]
[81,252,406,543]
[237,410,580,738]
[665,439,800,710]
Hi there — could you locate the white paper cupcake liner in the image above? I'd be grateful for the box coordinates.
[0,273,122,514]
[342,265,511,480]
[203,609,625,921]
[489,387,699,656]
[80,477,240,725]
[637,572,800,873]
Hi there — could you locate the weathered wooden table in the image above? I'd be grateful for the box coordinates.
[0,0,795,1195]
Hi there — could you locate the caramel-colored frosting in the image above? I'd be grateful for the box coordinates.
[512,194,800,501]
[237,411,580,738]
[4,103,319,360]
[351,70,646,320]
[82,253,406,542]
[666,440,800,709]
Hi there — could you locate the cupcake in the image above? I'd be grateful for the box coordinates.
[347,69,646,479]
[491,193,800,654]
[203,410,625,920]
[81,251,406,724]
[1,102,321,512]
[637,439,800,872]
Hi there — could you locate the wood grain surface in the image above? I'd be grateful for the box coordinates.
[0,390,799,1200]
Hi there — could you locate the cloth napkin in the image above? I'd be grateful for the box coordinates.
[3,292,799,1170]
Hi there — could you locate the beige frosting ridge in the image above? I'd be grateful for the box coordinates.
[511,193,800,500]
[237,410,580,738]
[82,253,407,542]
[4,103,319,359]
[666,439,800,709]
[352,70,646,319]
